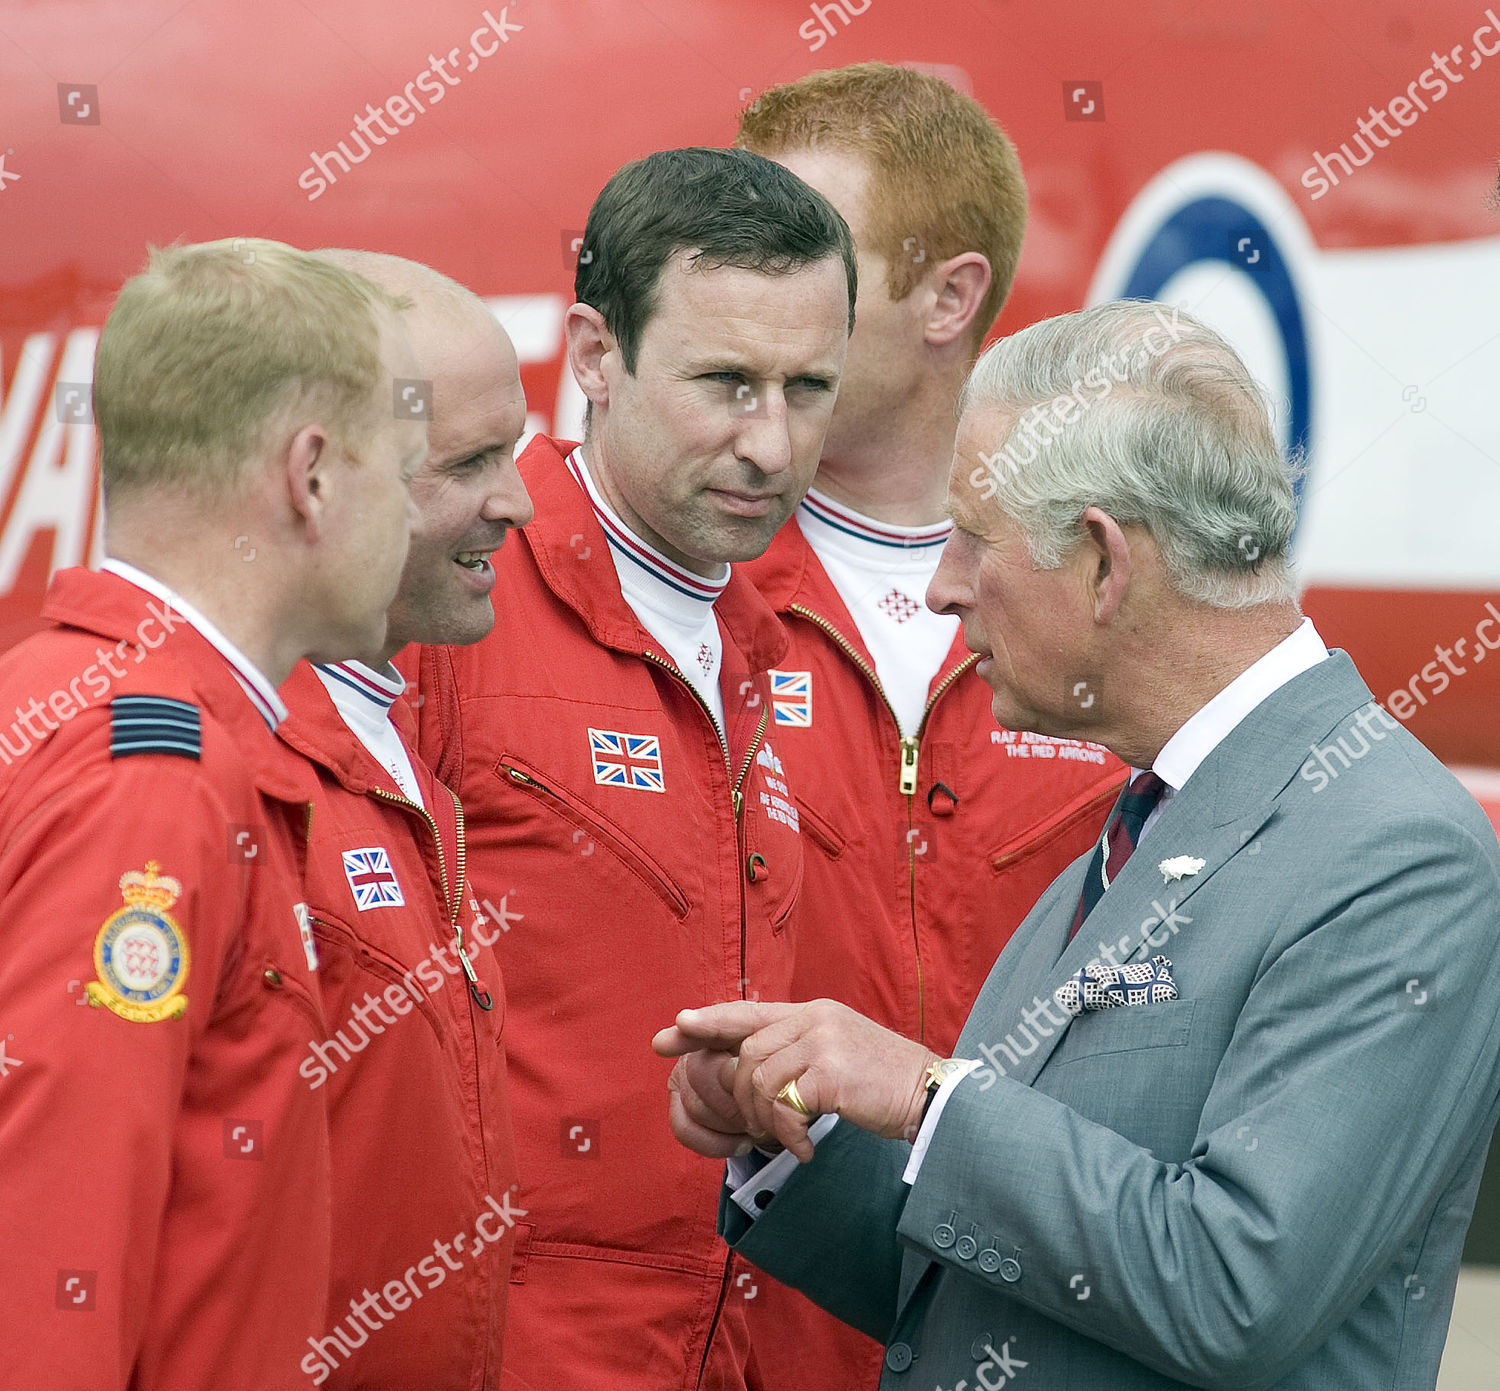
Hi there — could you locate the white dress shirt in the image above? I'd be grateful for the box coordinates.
[1143,616,1328,834]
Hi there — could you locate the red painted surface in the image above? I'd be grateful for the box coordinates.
[3,0,1497,763]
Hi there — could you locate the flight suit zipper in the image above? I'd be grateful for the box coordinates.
[786,603,978,1044]
[640,649,768,1387]
[368,781,497,1386]
[367,785,490,1009]
[638,650,767,818]
[640,648,768,981]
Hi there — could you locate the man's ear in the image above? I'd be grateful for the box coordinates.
[1079,505,1132,624]
[565,303,616,410]
[284,424,331,542]
[924,253,992,349]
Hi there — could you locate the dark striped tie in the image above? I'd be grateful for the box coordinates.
[1069,771,1168,940]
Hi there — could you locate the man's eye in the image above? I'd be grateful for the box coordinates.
[703,371,745,384]
[452,449,504,473]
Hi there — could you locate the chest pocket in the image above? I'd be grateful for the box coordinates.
[1054,998,1196,1064]
[1043,1000,1205,1160]
[494,752,690,920]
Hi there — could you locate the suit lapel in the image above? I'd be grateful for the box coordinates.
[1007,778,1279,1082]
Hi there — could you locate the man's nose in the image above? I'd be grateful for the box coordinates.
[927,535,970,616]
[732,388,793,477]
[486,459,535,528]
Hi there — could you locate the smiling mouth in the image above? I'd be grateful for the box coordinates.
[454,549,495,571]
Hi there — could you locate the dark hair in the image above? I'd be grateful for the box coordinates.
[575,146,857,372]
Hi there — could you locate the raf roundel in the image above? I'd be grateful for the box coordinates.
[86,861,191,1023]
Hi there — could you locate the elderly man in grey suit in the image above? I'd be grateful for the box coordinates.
[653,299,1500,1390]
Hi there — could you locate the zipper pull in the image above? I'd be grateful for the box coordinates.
[454,931,494,1011]
[898,736,919,795]
[733,787,744,819]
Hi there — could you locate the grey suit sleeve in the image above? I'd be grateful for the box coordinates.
[899,812,1500,1391]
[717,1117,913,1341]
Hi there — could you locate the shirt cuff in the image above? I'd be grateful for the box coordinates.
[902,1059,981,1185]
[727,1113,840,1218]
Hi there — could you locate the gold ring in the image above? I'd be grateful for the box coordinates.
[775,1077,814,1118]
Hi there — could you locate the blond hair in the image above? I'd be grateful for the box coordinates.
[737,63,1027,351]
[94,238,406,500]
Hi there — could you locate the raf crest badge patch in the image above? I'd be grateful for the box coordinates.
[87,861,190,1022]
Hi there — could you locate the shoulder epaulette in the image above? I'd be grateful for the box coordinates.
[109,695,202,760]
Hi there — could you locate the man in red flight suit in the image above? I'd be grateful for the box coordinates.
[734,66,1126,1391]
[0,239,424,1390]
[407,147,855,1391]
[280,251,532,1390]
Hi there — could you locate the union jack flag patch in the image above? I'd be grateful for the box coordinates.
[589,728,665,793]
[341,847,405,910]
[768,670,812,727]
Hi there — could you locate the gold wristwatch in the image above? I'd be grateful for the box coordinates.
[920,1057,970,1123]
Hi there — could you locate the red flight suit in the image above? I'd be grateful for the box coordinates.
[278,660,519,1388]
[405,436,802,1391]
[0,567,331,1389]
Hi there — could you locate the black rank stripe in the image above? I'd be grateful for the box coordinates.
[109,696,202,760]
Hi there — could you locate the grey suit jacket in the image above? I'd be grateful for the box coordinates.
[725,652,1500,1390]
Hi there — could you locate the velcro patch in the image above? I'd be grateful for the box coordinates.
[110,696,201,760]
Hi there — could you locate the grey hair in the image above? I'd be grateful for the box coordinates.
[958,299,1300,608]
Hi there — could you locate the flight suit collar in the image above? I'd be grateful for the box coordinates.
[517,435,788,674]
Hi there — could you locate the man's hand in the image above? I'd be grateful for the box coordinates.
[663,1047,761,1159]
[653,999,936,1162]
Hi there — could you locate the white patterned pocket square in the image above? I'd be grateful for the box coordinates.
[1054,954,1179,1017]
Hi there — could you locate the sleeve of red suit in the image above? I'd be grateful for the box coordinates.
[0,748,245,1385]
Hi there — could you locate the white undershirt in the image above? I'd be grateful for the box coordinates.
[567,448,729,737]
[314,661,425,806]
[795,489,959,737]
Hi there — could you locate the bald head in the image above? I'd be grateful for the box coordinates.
[315,248,510,359]
[313,249,534,662]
